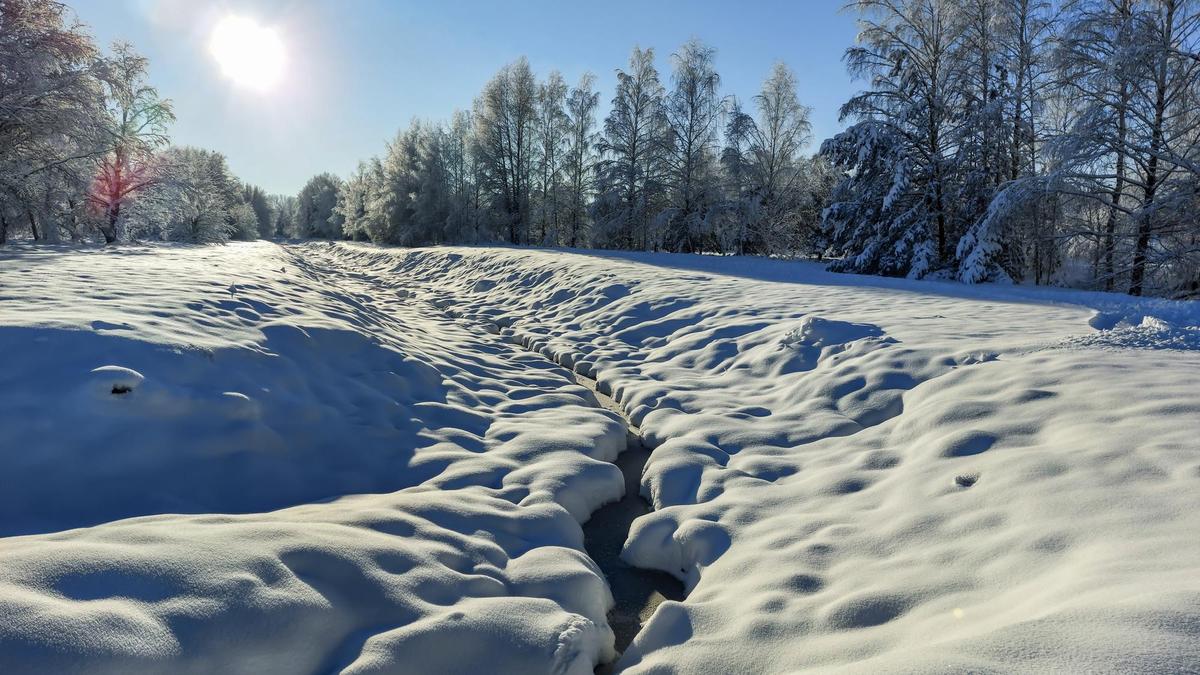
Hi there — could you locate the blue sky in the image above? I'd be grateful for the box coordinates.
[69,0,863,196]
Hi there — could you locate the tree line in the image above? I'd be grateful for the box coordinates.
[5,0,1199,298]
[292,0,1200,297]
[292,42,833,259]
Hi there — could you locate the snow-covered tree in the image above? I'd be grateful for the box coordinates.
[563,74,600,247]
[659,39,726,253]
[87,42,174,243]
[270,194,298,238]
[156,147,240,243]
[723,62,813,254]
[0,0,104,243]
[444,109,482,241]
[296,172,343,238]
[534,71,570,245]
[823,0,967,278]
[474,58,538,244]
[594,46,667,249]
[229,202,259,241]
[241,183,273,238]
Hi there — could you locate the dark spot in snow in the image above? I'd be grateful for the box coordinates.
[955,473,979,488]
[111,385,132,395]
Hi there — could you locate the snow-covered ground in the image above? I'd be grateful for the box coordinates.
[2,240,1198,673]
[0,242,624,673]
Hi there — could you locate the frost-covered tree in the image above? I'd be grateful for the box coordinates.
[474,58,537,244]
[534,71,570,245]
[153,147,240,243]
[336,161,373,241]
[594,46,667,249]
[659,39,725,252]
[444,109,481,241]
[564,73,600,248]
[241,183,273,238]
[87,42,174,243]
[270,194,298,238]
[723,63,813,254]
[229,202,259,241]
[296,172,343,238]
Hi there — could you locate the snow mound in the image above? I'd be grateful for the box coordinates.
[1076,312,1200,351]
[87,365,145,396]
[779,315,887,350]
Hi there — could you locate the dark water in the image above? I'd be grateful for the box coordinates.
[574,373,686,672]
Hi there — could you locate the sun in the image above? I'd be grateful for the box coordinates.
[209,16,286,92]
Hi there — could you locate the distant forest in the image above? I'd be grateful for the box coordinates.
[3,0,1198,297]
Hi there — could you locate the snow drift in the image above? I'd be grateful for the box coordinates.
[2,240,1198,673]
[327,242,1200,673]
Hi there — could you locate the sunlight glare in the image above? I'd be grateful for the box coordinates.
[209,15,286,92]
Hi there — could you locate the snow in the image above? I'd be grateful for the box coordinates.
[327,243,1200,672]
[2,240,1198,672]
[0,242,622,673]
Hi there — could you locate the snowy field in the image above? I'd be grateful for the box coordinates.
[1,241,1199,673]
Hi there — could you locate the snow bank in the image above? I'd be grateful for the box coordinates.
[331,243,1200,672]
[0,242,625,672]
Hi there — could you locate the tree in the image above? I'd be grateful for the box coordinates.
[1024,0,1200,295]
[0,0,104,244]
[87,42,174,243]
[660,39,725,252]
[270,194,298,238]
[594,46,667,249]
[822,0,967,278]
[241,183,273,238]
[157,147,240,243]
[474,58,538,244]
[444,109,481,241]
[229,202,259,241]
[296,173,343,238]
[533,71,570,245]
[564,73,600,247]
[724,62,813,254]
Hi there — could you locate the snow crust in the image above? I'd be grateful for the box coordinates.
[330,243,1200,673]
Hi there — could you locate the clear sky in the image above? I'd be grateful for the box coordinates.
[68,0,863,196]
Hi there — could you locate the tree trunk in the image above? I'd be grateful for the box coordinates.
[1105,80,1131,291]
[1130,1,1174,297]
[27,210,41,241]
[101,203,120,244]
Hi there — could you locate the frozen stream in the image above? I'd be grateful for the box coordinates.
[572,370,686,668]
